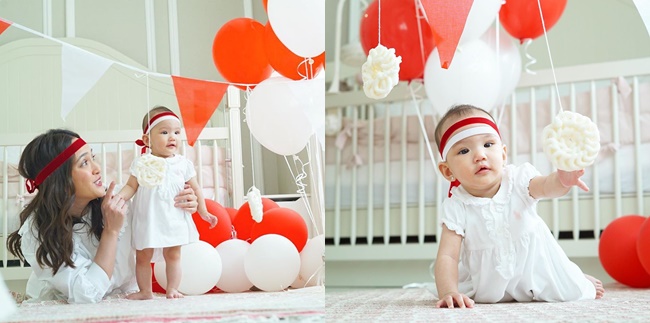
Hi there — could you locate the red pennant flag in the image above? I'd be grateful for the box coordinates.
[171,76,229,146]
[0,17,13,36]
[420,0,473,69]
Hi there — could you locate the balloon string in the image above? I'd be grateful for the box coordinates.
[283,154,320,237]
[378,0,381,44]
[414,0,427,74]
[408,82,438,169]
[242,87,256,187]
[523,39,537,75]
[297,57,315,80]
[300,261,325,288]
[536,0,564,112]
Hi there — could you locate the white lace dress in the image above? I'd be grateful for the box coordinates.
[432,163,596,303]
[131,154,199,250]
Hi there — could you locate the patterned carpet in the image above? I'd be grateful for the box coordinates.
[326,283,650,322]
[4,286,324,322]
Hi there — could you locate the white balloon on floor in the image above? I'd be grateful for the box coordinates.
[244,234,300,292]
[215,239,254,293]
[154,241,223,295]
[291,234,325,288]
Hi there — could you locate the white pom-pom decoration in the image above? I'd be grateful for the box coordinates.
[247,186,263,223]
[361,44,401,100]
[542,111,600,171]
[133,154,167,188]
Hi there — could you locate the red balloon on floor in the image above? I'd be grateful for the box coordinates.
[151,263,165,293]
[250,207,308,252]
[233,198,279,241]
[637,216,650,275]
[598,215,650,288]
[225,207,238,222]
[192,199,232,247]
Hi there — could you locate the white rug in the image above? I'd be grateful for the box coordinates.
[5,286,324,322]
[326,283,650,322]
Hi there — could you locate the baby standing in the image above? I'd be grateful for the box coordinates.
[432,105,605,308]
[117,106,217,300]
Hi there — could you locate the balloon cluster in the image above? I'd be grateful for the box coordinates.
[152,198,324,295]
[358,0,568,114]
[598,215,650,288]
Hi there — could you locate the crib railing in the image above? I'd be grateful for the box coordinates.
[325,58,650,261]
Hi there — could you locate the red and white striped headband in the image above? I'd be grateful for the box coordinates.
[136,111,181,153]
[25,138,87,193]
[439,117,501,161]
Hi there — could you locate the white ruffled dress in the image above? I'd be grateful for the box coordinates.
[131,154,199,250]
[433,163,596,303]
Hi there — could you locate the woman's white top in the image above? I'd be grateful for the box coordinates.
[130,154,199,250]
[18,209,136,304]
[434,163,596,303]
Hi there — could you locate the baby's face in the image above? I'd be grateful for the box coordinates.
[147,119,181,158]
[439,112,506,198]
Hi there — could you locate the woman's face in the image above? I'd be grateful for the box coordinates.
[71,143,104,205]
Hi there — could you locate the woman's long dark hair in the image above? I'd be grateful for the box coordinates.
[7,129,104,274]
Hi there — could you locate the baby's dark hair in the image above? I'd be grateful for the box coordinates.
[434,104,495,147]
[142,106,175,132]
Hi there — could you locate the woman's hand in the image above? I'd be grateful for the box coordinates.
[557,169,589,192]
[175,184,198,214]
[101,181,128,235]
[436,291,474,308]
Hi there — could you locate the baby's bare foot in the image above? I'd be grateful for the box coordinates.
[127,290,154,300]
[585,274,605,299]
[166,288,184,299]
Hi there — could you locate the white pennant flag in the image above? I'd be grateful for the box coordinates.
[61,43,113,120]
[634,0,650,38]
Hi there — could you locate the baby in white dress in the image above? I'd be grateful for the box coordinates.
[432,105,605,308]
[117,106,217,300]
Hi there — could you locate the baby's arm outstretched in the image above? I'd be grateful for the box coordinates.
[434,224,474,308]
[529,169,589,199]
[186,177,218,228]
[116,175,139,200]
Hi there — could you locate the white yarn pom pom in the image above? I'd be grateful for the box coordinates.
[361,44,401,100]
[542,111,600,171]
[247,186,263,223]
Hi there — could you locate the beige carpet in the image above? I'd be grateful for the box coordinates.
[326,283,650,322]
[5,286,324,322]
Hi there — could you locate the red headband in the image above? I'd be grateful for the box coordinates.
[439,117,500,197]
[135,111,180,154]
[25,138,87,194]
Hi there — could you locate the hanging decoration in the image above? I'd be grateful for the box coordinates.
[171,75,228,146]
[0,18,11,35]
[61,44,113,120]
[420,0,473,69]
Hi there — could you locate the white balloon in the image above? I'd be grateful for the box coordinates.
[154,241,222,295]
[247,77,316,156]
[480,27,522,106]
[244,234,300,292]
[215,239,253,293]
[459,0,502,44]
[424,39,501,116]
[291,234,325,288]
[267,0,325,58]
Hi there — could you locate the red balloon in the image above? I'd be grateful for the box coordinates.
[637,216,650,275]
[192,199,233,247]
[225,207,238,222]
[151,263,165,293]
[499,0,567,43]
[233,197,279,241]
[264,22,325,80]
[598,215,650,288]
[360,0,435,81]
[212,18,272,90]
[250,207,308,252]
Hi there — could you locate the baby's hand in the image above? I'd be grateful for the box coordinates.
[558,169,589,192]
[202,213,218,229]
[436,291,474,309]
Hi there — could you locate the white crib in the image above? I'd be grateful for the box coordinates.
[0,38,246,282]
[325,55,650,282]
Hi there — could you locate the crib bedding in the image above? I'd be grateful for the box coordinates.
[325,142,650,209]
